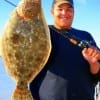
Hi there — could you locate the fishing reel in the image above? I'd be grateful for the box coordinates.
[78,40,91,48]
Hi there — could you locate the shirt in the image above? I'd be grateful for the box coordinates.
[30,25,100,100]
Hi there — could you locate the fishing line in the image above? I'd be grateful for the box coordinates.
[4,0,17,7]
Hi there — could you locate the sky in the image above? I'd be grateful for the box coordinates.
[0,0,100,100]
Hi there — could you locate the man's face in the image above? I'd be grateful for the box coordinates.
[51,3,74,29]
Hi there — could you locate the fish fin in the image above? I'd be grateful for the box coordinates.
[0,37,2,57]
[11,86,33,100]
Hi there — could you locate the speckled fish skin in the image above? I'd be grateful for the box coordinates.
[1,0,51,100]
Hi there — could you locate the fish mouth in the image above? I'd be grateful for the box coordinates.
[16,1,41,19]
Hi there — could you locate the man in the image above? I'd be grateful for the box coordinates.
[30,0,100,100]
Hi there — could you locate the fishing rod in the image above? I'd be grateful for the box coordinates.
[50,26,91,49]
[4,0,17,7]
[50,26,100,63]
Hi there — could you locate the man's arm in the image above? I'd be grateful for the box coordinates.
[82,47,100,74]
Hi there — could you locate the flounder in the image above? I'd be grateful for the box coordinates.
[0,0,51,100]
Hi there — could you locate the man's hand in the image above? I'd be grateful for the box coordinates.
[82,46,100,74]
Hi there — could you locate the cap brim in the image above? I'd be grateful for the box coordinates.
[55,1,72,7]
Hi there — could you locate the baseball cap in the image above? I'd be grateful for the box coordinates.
[52,0,74,8]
